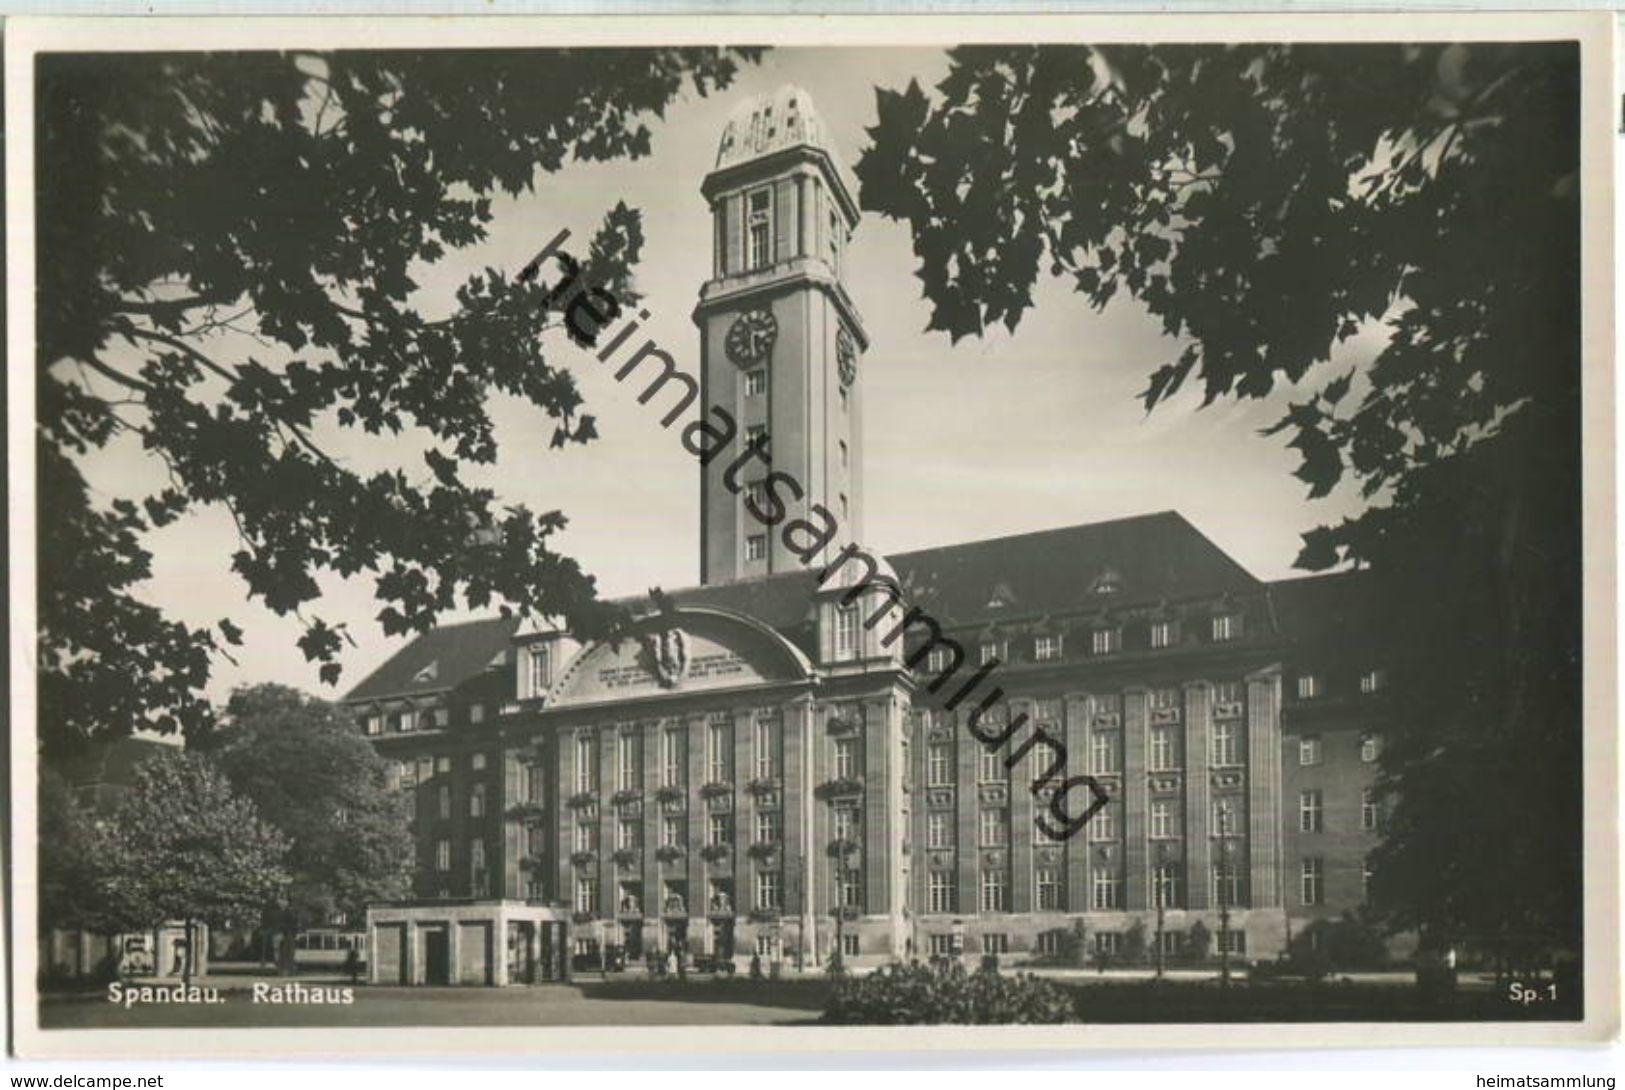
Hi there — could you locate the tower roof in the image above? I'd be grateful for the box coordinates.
[715,84,835,171]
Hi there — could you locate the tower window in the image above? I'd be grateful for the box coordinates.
[747,188,773,270]
[745,368,766,396]
[745,424,768,452]
[746,534,766,561]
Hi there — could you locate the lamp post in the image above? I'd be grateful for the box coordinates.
[1218,838,1233,988]
[1154,841,1168,982]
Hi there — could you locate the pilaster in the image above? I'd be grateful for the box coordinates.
[1063,693,1092,913]
[863,697,892,914]
[1008,698,1035,915]
[1122,688,1149,910]
[1184,681,1214,909]
[954,707,979,915]
[1247,668,1284,907]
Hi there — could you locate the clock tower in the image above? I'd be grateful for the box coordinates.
[694,85,868,585]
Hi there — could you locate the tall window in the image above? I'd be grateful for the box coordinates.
[1090,800,1117,841]
[1299,789,1323,832]
[745,368,766,396]
[708,813,733,847]
[1149,621,1175,649]
[744,423,768,451]
[617,731,640,791]
[833,736,859,780]
[927,811,952,849]
[1215,680,1244,706]
[574,821,598,854]
[1150,800,1175,839]
[1153,862,1181,909]
[927,742,951,786]
[1151,687,1180,712]
[576,876,598,915]
[365,714,383,736]
[1360,733,1380,763]
[1297,674,1322,700]
[660,815,683,848]
[928,872,955,913]
[1034,634,1062,661]
[1092,870,1121,910]
[435,839,452,872]
[528,644,551,696]
[753,713,781,779]
[978,747,1007,783]
[661,726,685,788]
[1360,669,1386,694]
[1213,797,1238,837]
[754,810,780,844]
[1213,861,1243,908]
[833,806,860,842]
[575,733,597,792]
[745,534,766,562]
[1036,868,1062,911]
[469,783,486,818]
[1091,731,1119,774]
[1361,788,1379,831]
[978,807,1008,846]
[1091,628,1120,655]
[1211,614,1239,642]
[978,641,1003,665]
[1211,721,1240,767]
[979,868,1008,912]
[837,870,862,910]
[755,871,782,911]
[834,604,859,661]
[1300,858,1324,905]
[617,818,637,851]
[1298,735,1322,766]
[707,717,733,783]
[746,188,772,270]
[1149,727,1178,771]
[437,784,451,820]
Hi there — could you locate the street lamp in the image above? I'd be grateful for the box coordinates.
[1218,838,1233,988]
[1154,841,1169,982]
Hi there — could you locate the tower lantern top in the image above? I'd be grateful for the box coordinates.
[715,84,835,171]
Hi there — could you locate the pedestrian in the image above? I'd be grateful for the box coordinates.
[344,946,361,985]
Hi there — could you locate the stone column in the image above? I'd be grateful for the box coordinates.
[1063,693,1092,914]
[1008,698,1035,916]
[1122,688,1149,910]
[686,713,709,954]
[782,696,815,964]
[1184,681,1214,909]
[863,696,894,917]
[1247,668,1283,907]
[954,707,979,915]
[405,920,420,985]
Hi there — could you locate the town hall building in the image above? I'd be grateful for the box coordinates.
[350,85,1391,984]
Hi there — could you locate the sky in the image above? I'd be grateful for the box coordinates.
[80,46,1377,704]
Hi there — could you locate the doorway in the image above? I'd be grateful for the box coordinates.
[422,926,450,985]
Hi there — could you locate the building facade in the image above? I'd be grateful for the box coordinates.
[347,86,1392,975]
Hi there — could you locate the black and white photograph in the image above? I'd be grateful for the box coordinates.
[7,12,1617,1058]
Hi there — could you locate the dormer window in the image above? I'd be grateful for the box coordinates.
[978,641,1005,666]
[412,661,438,684]
[527,644,551,698]
[1089,567,1124,597]
[1211,614,1239,642]
[986,582,1016,610]
[1034,634,1062,662]
[1091,628,1120,655]
[1150,621,1175,649]
[833,603,860,662]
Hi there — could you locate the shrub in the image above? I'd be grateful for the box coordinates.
[1123,918,1148,966]
[822,961,1076,1025]
[1186,920,1212,964]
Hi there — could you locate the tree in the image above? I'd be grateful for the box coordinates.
[202,683,414,972]
[38,769,137,942]
[106,750,290,983]
[38,47,760,757]
[858,44,1581,962]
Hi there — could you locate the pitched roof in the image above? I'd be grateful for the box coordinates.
[344,615,520,703]
[887,511,1263,628]
[1268,570,1378,649]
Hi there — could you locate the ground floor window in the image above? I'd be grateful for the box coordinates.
[755,933,779,958]
[840,933,859,957]
[1157,930,1180,956]
[1095,932,1122,955]
[982,932,1009,955]
[1036,930,1064,956]
[928,933,955,956]
[1218,929,1247,956]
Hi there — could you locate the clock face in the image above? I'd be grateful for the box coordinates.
[837,326,857,388]
[726,308,777,366]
